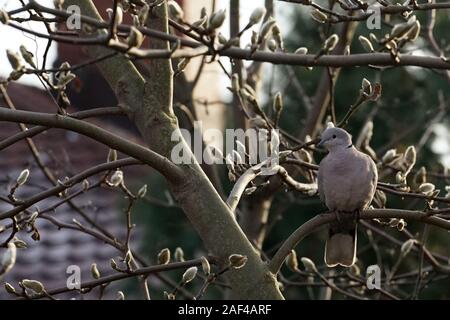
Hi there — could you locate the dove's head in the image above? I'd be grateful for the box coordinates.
[317,127,352,151]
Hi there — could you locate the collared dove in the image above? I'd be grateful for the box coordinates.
[317,126,377,267]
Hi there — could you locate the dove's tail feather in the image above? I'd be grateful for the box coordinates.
[325,224,357,267]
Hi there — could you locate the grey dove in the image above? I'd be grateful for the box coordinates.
[317,126,377,267]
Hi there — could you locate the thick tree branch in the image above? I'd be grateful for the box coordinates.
[0,108,182,181]
[269,209,450,274]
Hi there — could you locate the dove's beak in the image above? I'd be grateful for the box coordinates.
[316,138,325,147]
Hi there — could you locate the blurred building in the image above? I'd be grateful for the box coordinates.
[0,0,224,299]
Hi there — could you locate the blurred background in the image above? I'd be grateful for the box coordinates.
[0,0,449,299]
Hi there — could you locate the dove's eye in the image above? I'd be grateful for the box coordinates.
[332,134,337,139]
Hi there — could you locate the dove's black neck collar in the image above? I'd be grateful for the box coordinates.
[347,144,353,149]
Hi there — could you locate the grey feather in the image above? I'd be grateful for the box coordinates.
[317,127,377,267]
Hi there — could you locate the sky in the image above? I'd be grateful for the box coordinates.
[0,0,288,88]
[0,0,57,88]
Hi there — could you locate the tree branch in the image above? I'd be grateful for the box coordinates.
[269,209,450,274]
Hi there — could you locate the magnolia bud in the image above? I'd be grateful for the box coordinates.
[182,266,198,284]
[21,279,44,294]
[413,166,427,186]
[6,49,23,71]
[157,248,170,265]
[267,39,277,51]
[403,145,416,174]
[249,7,266,26]
[418,182,435,196]
[137,184,147,199]
[344,45,350,55]
[13,238,27,248]
[294,47,308,55]
[20,45,36,68]
[209,9,226,29]
[91,263,101,279]
[272,25,284,50]
[300,257,317,273]
[79,179,88,193]
[310,10,327,23]
[200,256,210,275]
[16,169,30,186]
[359,36,374,52]
[361,78,372,95]
[218,33,227,44]
[110,258,118,270]
[168,0,184,21]
[229,254,248,269]
[174,247,184,262]
[273,92,283,113]
[369,33,378,43]
[396,171,405,184]
[0,10,10,24]
[259,17,276,40]
[285,250,299,272]
[400,239,416,257]
[9,70,23,81]
[323,34,339,52]
[382,149,397,164]
[110,170,123,187]
[4,283,16,294]
[116,291,125,300]
[244,186,257,195]
[72,218,83,228]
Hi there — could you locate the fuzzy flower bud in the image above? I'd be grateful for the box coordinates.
[285,250,299,272]
[249,7,266,26]
[359,35,374,52]
[209,9,226,29]
[300,257,318,273]
[16,169,30,186]
[182,266,198,284]
[200,256,211,275]
[109,170,123,187]
[157,248,170,265]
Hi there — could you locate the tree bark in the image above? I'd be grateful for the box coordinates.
[64,0,283,299]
